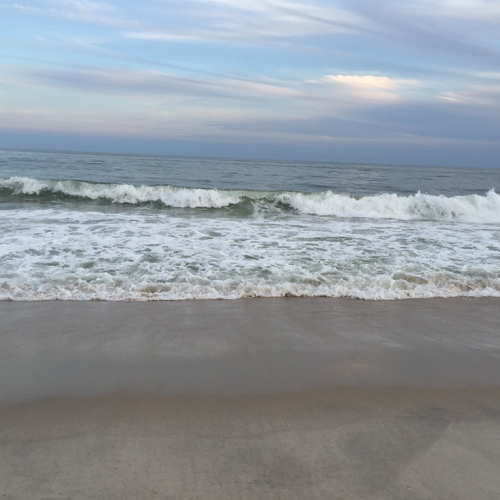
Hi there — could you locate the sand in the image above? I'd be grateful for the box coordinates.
[1,297,500,499]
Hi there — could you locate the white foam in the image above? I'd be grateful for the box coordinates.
[1,206,499,301]
[2,177,500,222]
[280,190,500,223]
[0,177,242,208]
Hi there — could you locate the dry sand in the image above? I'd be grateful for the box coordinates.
[1,297,500,499]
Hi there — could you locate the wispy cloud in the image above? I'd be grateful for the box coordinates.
[126,0,368,43]
[412,0,500,20]
[18,64,432,111]
[261,0,371,33]
[124,32,202,42]
[350,0,500,68]
[439,84,500,106]
[309,74,421,103]
[12,0,138,27]
[19,66,305,107]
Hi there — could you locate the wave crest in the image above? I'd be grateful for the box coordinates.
[1,176,499,222]
[0,177,242,208]
[280,190,500,222]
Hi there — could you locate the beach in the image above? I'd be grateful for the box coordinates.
[3,1,500,497]
[1,297,500,499]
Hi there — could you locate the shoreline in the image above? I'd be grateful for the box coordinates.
[2,293,500,301]
[4,289,498,302]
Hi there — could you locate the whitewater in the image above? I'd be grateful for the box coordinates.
[2,177,500,222]
[1,150,499,301]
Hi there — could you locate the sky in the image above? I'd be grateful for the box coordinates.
[0,0,500,166]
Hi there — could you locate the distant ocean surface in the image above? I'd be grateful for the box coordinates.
[1,149,499,301]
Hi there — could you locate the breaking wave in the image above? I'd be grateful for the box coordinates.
[1,176,500,222]
[2,278,500,301]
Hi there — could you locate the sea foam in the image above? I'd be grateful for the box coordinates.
[280,190,500,223]
[0,177,243,208]
[1,176,499,222]
[1,205,499,301]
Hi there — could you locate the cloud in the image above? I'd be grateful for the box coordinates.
[126,0,369,43]
[3,0,500,167]
[414,0,500,20]
[439,85,500,106]
[258,0,367,33]
[124,32,202,42]
[359,98,500,143]
[310,74,421,102]
[119,0,500,68]
[19,66,305,107]
[326,75,411,89]
[18,65,426,111]
[0,104,300,141]
[4,93,499,150]
[349,0,500,68]
[12,0,137,27]
[23,67,242,100]
[435,72,500,105]
[0,104,383,146]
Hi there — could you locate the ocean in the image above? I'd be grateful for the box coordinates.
[1,149,499,301]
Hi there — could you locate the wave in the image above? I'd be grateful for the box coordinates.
[2,277,500,301]
[2,176,500,222]
[0,176,242,208]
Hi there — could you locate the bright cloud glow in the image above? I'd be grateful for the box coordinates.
[315,75,421,102]
[326,75,402,89]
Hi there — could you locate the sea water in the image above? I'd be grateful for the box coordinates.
[1,149,499,301]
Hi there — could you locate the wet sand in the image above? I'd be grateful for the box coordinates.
[1,297,500,499]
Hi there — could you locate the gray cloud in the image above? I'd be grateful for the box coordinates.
[221,107,496,143]
[21,67,303,107]
[261,0,371,34]
[25,67,243,100]
[349,0,500,69]
[361,100,500,142]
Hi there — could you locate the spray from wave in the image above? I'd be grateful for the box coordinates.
[1,176,500,222]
